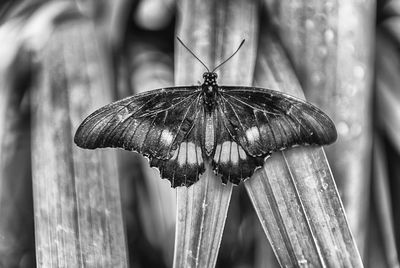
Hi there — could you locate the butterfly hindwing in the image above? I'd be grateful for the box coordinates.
[74,86,201,160]
[218,86,337,157]
[211,110,264,184]
[150,114,205,187]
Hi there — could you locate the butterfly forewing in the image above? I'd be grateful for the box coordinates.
[74,86,201,160]
[218,87,337,158]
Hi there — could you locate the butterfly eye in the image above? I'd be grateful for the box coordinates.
[203,73,207,78]
[213,73,218,79]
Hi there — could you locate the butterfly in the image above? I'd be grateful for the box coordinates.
[74,38,337,188]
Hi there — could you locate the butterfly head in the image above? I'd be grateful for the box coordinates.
[203,72,218,86]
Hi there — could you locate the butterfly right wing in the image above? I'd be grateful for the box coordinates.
[217,86,337,157]
[74,86,201,160]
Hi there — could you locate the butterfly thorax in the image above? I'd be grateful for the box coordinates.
[202,72,219,112]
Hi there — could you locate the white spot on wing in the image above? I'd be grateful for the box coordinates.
[220,141,231,163]
[177,142,187,166]
[186,142,197,165]
[196,146,203,164]
[214,144,221,162]
[230,142,239,164]
[246,126,260,144]
[117,107,132,122]
[160,129,174,145]
[238,146,246,160]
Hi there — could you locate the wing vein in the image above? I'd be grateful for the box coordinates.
[140,93,201,117]
[166,94,201,155]
[222,92,280,116]
[219,94,251,146]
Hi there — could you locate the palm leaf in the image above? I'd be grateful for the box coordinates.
[29,3,128,266]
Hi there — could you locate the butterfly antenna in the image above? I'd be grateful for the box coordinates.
[212,39,245,73]
[177,37,210,72]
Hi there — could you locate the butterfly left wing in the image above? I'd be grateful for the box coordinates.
[74,86,206,187]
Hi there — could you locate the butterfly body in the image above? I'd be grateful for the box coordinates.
[202,72,219,111]
[74,72,337,187]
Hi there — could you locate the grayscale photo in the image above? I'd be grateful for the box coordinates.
[0,0,397,267]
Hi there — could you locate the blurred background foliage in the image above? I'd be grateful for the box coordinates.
[0,0,399,267]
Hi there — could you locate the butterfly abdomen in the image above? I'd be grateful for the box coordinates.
[203,111,216,156]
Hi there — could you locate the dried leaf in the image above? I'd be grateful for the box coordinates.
[371,135,400,267]
[30,11,128,267]
[245,11,363,267]
[373,2,400,265]
[375,28,400,153]
[263,0,375,258]
[0,26,34,268]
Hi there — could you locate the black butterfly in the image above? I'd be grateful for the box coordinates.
[74,39,337,187]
